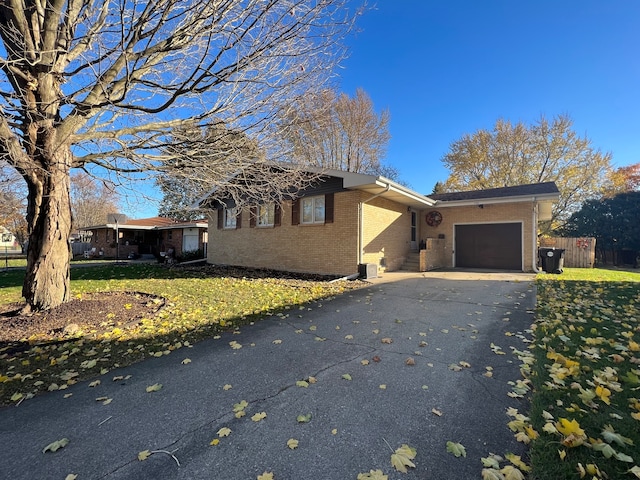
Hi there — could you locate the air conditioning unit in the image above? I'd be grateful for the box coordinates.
[359,263,378,279]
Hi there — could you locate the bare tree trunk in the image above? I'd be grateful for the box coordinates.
[22,147,73,312]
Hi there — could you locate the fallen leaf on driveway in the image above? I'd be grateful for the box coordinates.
[432,408,443,416]
[357,469,388,480]
[342,373,352,381]
[391,444,417,473]
[287,438,299,449]
[446,441,466,457]
[448,364,463,372]
[297,413,312,423]
[181,358,191,365]
[146,383,162,392]
[257,472,274,480]
[217,427,231,437]
[381,338,393,344]
[138,450,151,461]
[43,438,69,453]
[405,357,416,366]
[251,412,267,422]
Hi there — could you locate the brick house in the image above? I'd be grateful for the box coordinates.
[202,169,559,276]
[83,217,208,260]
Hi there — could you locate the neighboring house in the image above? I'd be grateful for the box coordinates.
[0,226,20,252]
[201,169,559,276]
[83,217,208,259]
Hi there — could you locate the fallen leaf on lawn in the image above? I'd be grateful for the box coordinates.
[381,338,393,344]
[342,373,352,381]
[446,441,466,457]
[390,444,417,473]
[431,408,443,416]
[181,358,192,365]
[43,438,69,453]
[257,472,274,480]
[223,384,232,390]
[504,453,531,472]
[357,470,388,480]
[251,412,267,422]
[217,427,231,437]
[405,357,416,366]
[628,466,640,478]
[146,383,163,393]
[287,438,299,449]
[138,449,151,461]
[297,413,312,423]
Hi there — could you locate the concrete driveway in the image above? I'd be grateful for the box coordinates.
[0,271,536,479]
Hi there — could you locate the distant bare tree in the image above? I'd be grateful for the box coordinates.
[0,0,363,311]
[71,173,120,229]
[0,164,27,245]
[282,88,396,178]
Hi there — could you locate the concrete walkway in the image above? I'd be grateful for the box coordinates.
[0,271,536,479]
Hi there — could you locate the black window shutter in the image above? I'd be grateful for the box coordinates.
[236,209,242,229]
[324,193,334,224]
[291,199,300,225]
[217,209,224,229]
[274,204,281,227]
[250,206,257,228]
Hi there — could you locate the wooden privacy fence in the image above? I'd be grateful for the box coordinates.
[539,237,596,268]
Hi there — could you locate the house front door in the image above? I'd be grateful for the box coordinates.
[410,210,417,251]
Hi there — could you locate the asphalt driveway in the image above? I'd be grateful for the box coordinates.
[0,271,536,479]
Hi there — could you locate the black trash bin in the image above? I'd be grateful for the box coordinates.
[538,248,565,274]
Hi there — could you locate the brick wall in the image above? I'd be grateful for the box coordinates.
[420,202,537,271]
[207,191,361,276]
[361,195,412,272]
[420,238,447,271]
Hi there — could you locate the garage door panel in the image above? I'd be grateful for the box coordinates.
[455,223,521,270]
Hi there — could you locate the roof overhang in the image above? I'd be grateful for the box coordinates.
[323,169,436,209]
[433,192,560,208]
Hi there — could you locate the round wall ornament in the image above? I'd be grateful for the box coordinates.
[426,210,443,227]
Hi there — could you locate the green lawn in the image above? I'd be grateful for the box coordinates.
[0,264,358,406]
[529,268,640,479]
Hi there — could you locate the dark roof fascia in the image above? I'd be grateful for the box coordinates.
[429,182,560,206]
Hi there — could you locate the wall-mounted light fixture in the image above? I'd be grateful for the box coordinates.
[478,204,484,209]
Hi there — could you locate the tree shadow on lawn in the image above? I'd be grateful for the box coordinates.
[0,263,343,290]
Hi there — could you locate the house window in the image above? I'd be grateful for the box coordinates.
[257,204,275,227]
[224,208,238,229]
[168,230,173,240]
[301,195,325,224]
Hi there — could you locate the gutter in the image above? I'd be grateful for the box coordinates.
[532,201,541,273]
[358,184,391,264]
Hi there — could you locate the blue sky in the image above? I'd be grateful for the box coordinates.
[336,0,640,193]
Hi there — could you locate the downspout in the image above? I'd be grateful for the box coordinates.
[532,200,541,273]
[358,185,391,265]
